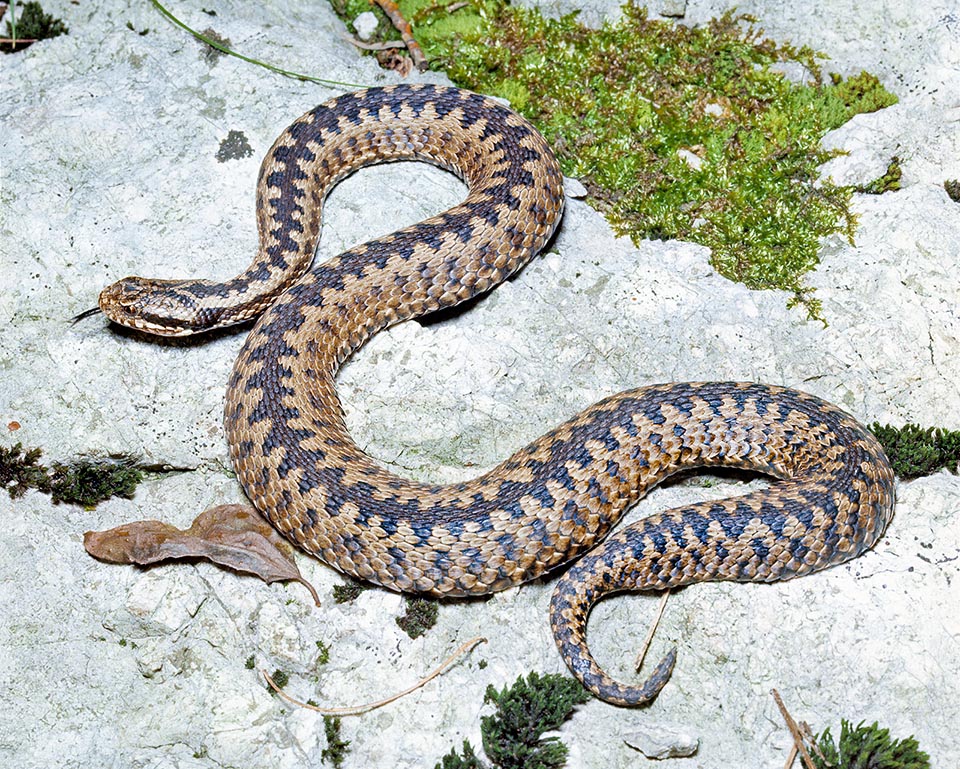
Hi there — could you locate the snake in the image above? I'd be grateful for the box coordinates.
[94,83,896,706]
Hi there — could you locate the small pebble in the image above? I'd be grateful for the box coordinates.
[677,148,703,171]
[353,11,379,42]
[624,723,700,759]
[658,0,687,18]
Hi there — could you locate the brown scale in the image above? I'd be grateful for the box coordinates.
[95,84,896,706]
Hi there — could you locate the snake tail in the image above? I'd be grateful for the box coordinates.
[548,383,896,705]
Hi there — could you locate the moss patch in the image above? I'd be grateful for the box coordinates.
[0,442,143,507]
[807,720,929,769]
[331,1,896,320]
[436,672,589,769]
[322,716,351,768]
[438,740,485,769]
[315,639,331,665]
[870,423,960,479]
[332,579,370,603]
[944,179,960,202]
[45,458,142,507]
[1,1,68,53]
[0,443,48,498]
[216,129,254,162]
[396,596,439,638]
[856,156,902,195]
[266,668,289,694]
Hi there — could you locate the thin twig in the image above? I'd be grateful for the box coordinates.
[342,34,408,51]
[262,636,487,716]
[635,589,671,671]
[772,689,817,769]
[446,2,470,11]
[784,742,799,769]
[371,0,428,72]
[0,37,37,44]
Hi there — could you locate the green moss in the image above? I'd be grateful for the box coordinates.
[2,1,68,52]
[480,672,589,769]
[807,720,929,769]
[434,672,588,769]
[330,0,897,320]
[0,443,142,506]
[396,596,439,638]
[332,579,370,603]
[437,740,485,769]
[244,655,256,670]
[0,443,48,498]
[322,716,351,768]
[870,423,960,479]
[944,179,960,202]
[315,639,331,665]
[266,669,289,695]
[46,458,142,508]
[857,156,902,195]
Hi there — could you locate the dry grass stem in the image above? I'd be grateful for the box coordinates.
[262,636,487,715]
[634,589,671,671]
[772,689,816,769]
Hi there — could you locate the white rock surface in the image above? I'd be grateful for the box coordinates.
[1,0,958,768]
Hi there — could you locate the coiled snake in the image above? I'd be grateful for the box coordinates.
[96,84,896,705]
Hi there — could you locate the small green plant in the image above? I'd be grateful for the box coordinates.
[481,673,590,769]
[266,669,289,695]
[244,655,256,670]
[397,596,439,638]
[332,579,370,603]
[0,443,48,498]
[807,720,929,769]
[870,423,960,479]
[322,716,351,768]
[437,740,485,769]
[0,442,143,506]
[435,672,589,769]
[856,157,902,195]
[1,1,68,52]
[944,179,960,202]
[315,639,331,665]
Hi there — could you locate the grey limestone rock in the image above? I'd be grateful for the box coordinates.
[0,0,958,767]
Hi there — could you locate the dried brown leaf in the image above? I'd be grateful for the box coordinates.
[84,503,320,606]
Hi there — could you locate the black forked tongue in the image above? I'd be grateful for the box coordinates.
[71,306,102,324]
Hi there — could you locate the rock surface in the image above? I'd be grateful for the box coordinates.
[624,721,700,758]
[1,0,958,767]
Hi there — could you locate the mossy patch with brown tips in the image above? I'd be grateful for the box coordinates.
[1,442,143,508]
[396,596,439,638]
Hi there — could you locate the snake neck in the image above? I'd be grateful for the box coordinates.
[185,85,564,332]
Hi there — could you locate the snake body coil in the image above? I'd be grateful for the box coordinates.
[99,84,896,705]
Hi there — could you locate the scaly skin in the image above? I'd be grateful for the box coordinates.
[98,84,896,705]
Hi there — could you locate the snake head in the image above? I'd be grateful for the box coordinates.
[98,276,222,336]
